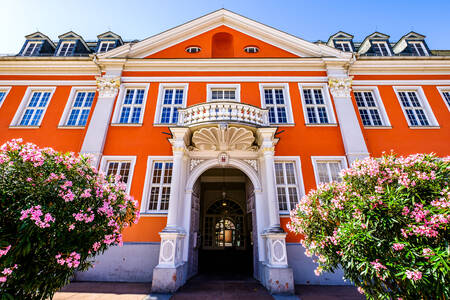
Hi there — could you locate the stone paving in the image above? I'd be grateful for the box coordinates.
[54,278,365,300]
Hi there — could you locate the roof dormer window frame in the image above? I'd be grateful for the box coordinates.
[98,41,116,53]
[372,41,391,56]
[56,41,76,56]
[334,40,353,52]
[22,41,43,56]
[408,41,429,56]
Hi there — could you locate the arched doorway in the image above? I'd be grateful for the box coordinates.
[190,167,256,278]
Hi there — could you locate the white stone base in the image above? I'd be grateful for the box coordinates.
[75,242,159,282]
[151,262,188,293]
[259,263,294,295]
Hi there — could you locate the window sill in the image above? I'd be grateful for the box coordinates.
[140,212,168,216]
[305,123,338,127]
[409,126,440,129]
[270,123,296,127]
[363,126,392,129]
[153,123,177,127]
[110,123,143,127]
[9,125,40,129]
[58,125,85,129]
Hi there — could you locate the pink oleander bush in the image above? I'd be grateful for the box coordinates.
[0,139,140,299]
[288,153,449,300]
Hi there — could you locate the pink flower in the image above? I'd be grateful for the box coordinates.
[26,177,33,182]
[357,287,364,294]
[405,270,422,281]
[0,276,6,282]
[392,243,405,251]
[370,259,387,272]
[68,224,75,231]
[422,248,434,259]
[0,245,11,257]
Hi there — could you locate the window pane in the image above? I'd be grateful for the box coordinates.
[275,163,284,184]
[369,109,382,126]
[264,89,273,104]
[119,107,131,123]
[149,187,160,210]
[359,109,371,126]
[317,107,328,123]
[130,107,141,123]
[415,109,429,126]
[174,89,184,105]
[161,107,171,123]
[163,89,173,104]
[354,92,365,107]
[163,162,173,184]
[67,109,80,126]
[313,89,324,104]
[329,162,342,182]
[277,107,287,123]
[152,162,163,183]
[274,89,285,104]
[316,163,329,184]
[160,187,171,210]
[30,109,43,126]
[288,187,298,209]
[277,187,287,211]
[107,162,119,177]
[285,163,296,184]
[306,107,317,124]
[303,89,313,104]
[119,162,131,183]
[405,109,418,126]
[134,89,145,104]
[124,90,134,104]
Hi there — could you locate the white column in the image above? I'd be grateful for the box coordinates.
[164,149,184,232]
[327,71,370,164]
[80,73,121,167]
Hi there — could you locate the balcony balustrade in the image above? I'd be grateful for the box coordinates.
[177,101,269,127]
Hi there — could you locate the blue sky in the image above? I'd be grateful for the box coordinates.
[1,0,449,54]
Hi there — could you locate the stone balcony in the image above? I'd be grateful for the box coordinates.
[177,101,270,128]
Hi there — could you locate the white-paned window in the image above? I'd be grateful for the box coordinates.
[65,91,95,126]
[100,156,136,193]
[155,84,188,124]
[22,42,42,56]
[207,84,240,102]
[147,161,173,212]
[372,41,391,56]
[409,42,428,56]
[395,88,438,127]
[19,91,52,126]
[118,88,145,124]
[57,41,76,56]
[263,88,288,123]
[0,88,11,109]
[98,41,115,53]
[354,91,383,126]
[275,161,301,212]
[312,157,347,185]
[299,84,336,125]
[211,89,236,101]
[437,87,450,111]
[335,41,352,52]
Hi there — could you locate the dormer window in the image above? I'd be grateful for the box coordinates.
[372,41,391,56]
[334,41,352,52]
[98,41,115,53]
[409,41,428,56]
[57,41,76,56]
[185,46,201,53]
[22,42,42,56]
[244,46,259,53]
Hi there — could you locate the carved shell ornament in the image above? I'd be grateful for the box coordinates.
[191,126,255,151]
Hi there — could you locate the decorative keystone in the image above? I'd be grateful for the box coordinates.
[328,76,353,98]
[96,76,121,98]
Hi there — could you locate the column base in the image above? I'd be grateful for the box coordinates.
[261,263,294,295]
[151,262,188,293]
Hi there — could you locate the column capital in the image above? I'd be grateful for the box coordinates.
[256,127,278,154]
[96,76,121,98]
[328,76,353,98]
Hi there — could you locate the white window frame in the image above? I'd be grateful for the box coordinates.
[154,83,188,125]
[298,83,337,125]
[141,156,174,214]
[437,86,450,112]
[393,86,439,128]
[335,41,352,52]
[99,155,136,194]
[311,156,348,187]
[352,86,391,128]
[206,84,240,102]
[0,87,12,110]
[112,83,150,126]
[22,41,42,56]
[58,86,96,128]
[98,41,116,53]
[57,41,76,56]
[372,41,391,56]
[409,41,429,56]
[273,156,305,215]
[259,83,294,125]
[10,86,56,127]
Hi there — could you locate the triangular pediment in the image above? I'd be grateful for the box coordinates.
[402,31,426,40]
[58,31,90,50]
[24,31,55,47]
[97,31,123,43]
[366,32,390,40]
[327,31,353,46]
[100,9,349,59]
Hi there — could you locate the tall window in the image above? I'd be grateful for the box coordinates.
[275,161,300,212]
[441,90,450,108]
[22,42,42,56]
[335,41,352,52]
[119,89,145,124]
[372,41,390,56]
[313,159,345,184]
[98,41,115,53]
[160,88,184,124]
[66,91,95,126]
[0,90,8,107]
[409,42,428,56]
[263,88,288,124]
[211,88,236,101]
[57,42,75,56]
[106,161,131,184]
[19,91,52,126]
[303,88,329,124]
[354,91,384,126]
[397,91,430,126]
[147,161,173,212]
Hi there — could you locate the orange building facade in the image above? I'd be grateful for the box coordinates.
[0,10,449,294]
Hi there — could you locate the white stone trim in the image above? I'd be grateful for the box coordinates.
[437,86,450,112]
[58,86,96,127]
[153,83,188,125]
[141,156,174,214]
[10,86,56,127]
[206,84,241,102]
[352,86,391,127]
[298,83,337,124]
[393,86,439,127]
[311,156,348,187]
[111,83,150,125]
[0,86,12,110]
[99,155,137,194]
[274,156,306,215]
[259,83,294,124]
